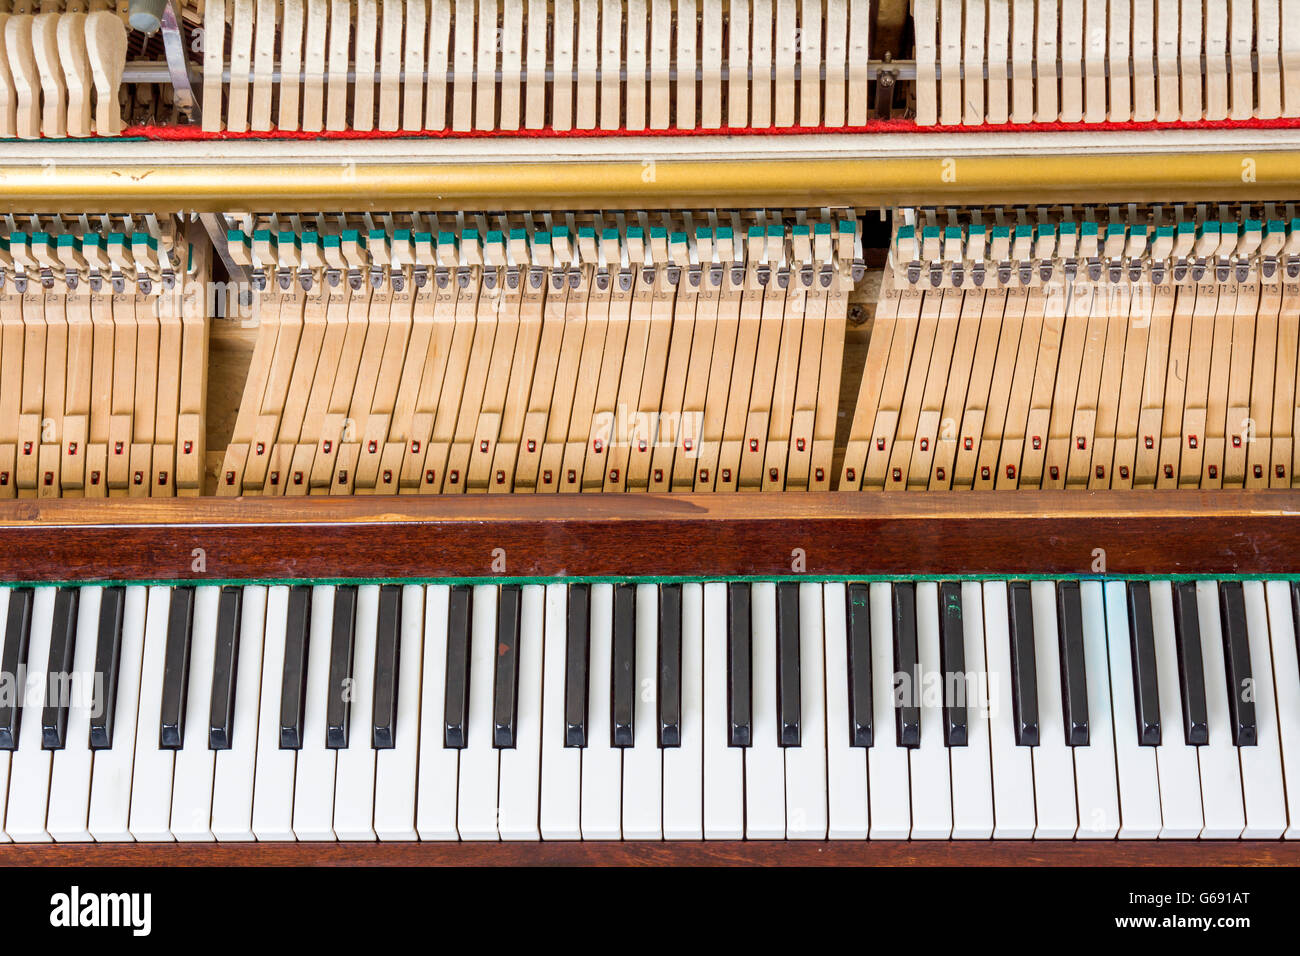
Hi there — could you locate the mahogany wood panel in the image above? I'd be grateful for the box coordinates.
[0,490,1298,581]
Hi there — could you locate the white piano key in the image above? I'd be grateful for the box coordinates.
[1240,580,1287,838]
[746,582,786,838]
[47,586,101,842]
[0,588,11,842]
[581,583,621,838]
[7,586,58,842]
[375,584,426,840]
[663,582,705,839]
[1149,581,1204,838]
[1265,581,1300,838]
[1102,581,1162,838]
[909,582,952,839]
[822,583,868,839]
[1194,580,1245,838]
[1073,581,1120,839]
[983,581,1035,838]
[251,586,296,841]
[1029,581,1078,838]
[868,582,910,838]
[786,582,828,838]
[416,584,459,839]
[498,584,544,840]
[292,585,338,840]
[333,584,380,840]
[212,586,267,841]
[171,585,220,841]
[88,586,147,842]
[621,583,662,839]
[457,584,501,840]
[703,581,743,838]
[128,586,176,841]
[950,582,993,839]
[539,582,579,839]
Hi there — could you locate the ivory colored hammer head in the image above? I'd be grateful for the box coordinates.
[57,12,93,138]
[84,9,126,136]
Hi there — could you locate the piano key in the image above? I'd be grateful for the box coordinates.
[663,582,705,839]
[334,584,379,840]
[371,584,402,750]
[581,583,621,838]
[541,582,581,838]
[746,582,785,837]
[1126,581,1162,746]
[622,583,662,839]
[1192,580,1246,839]
[562,583,589,748]
[1103,580,1163,838]
[6,587,57,841]
[950,582,994,839]
[1005,581,1039,747]
[128,587,178,841]
[703,582,743,838]
[170,585,220,841]
[846,582,872,748]
[1171,581,1209,746]
[823,583,868,838]
[88,586,125,750]
[325,584,358,750]
[891,582,920,747]
[292,586,338,840]
[938,580,967,746]
[1149,581,1204,838]
[417,585,460,840]
[0,589,9,841]
[868,582,911,838]
[611,582,636,747]
[1271,582,1300,838]
[1238,581,1287,837]
[41,587,79,750]
[498,584,544,840]
[1072,582,1120,839]
[375,585,426,840]
[493,584,522,748]
[252,586,297,840]
[0,587,33,751]
[984,580,1035,838]
[444,584,472,749]
[278,584,312,749]
[458,585,501,840]
[1055,581,1090,746]
[46,586,100,841]
[786,583,829,838]
[87,586,148,842]
[159,586,195,751]
[776,582,802,747]
[208,586,244,750]
[658,583,683,747]
[1218,580,1257,747]
[727,582,752,747]
[1029,581,1078,838]
[909,581,952,838]
[212,586,267,841]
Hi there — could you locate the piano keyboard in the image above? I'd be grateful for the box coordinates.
[2,575,1297,842]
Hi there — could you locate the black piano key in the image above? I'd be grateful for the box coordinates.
[371,584,402,750]
[325,584,358,749]
[1126,582,1162,747]
[1171,581,1209,746]
[776,582,801,747]
[278,585,312,750]
[658,584,682,748]
[892,582,920,748]
[1055,581,1090,747]
[41,587,80,750]
[207,586,243,750]
[1006,581,1039,748]
[1218,581,1257,747]
[938,581,968,747]
[0,588,34,750]
[563,584,589,748]
[727,583,752,748]
[1291,582,1300,683]
[159,586,195,750]
[493,585,522,748]
[846,583,872,748]
[444,585,472,749]
[88,586,124,750]
[611,583,636,748]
